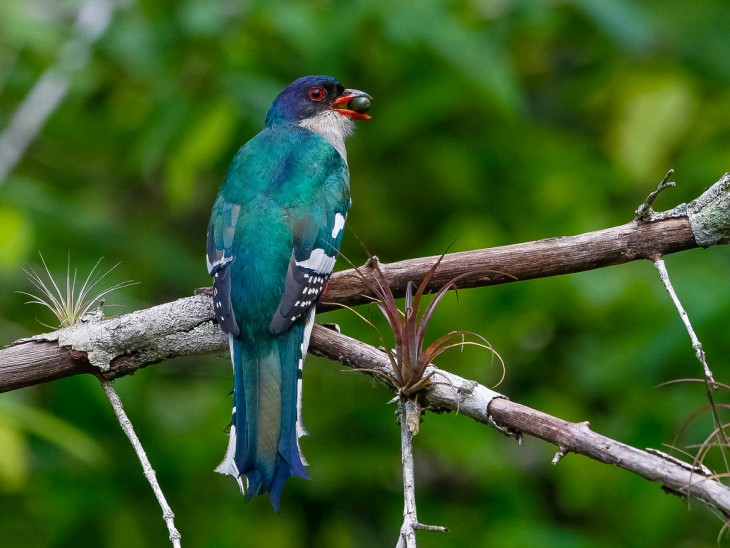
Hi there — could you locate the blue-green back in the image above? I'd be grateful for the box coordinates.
[209,125,350,345]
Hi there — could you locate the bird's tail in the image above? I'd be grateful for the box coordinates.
[215,313,313,511]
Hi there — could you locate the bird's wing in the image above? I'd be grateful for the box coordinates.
[269,191,349,335]
[207,194,241,336]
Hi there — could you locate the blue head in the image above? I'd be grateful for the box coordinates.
[265,75,371,127]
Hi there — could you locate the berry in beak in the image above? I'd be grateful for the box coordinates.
[333,89,372,119]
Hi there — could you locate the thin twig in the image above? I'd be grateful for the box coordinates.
[652,258,730,476]
[396,398,447,548]
[396,398,417,548]
[635,169,676,221]
[653,258,714,382]
[100,380,182,547]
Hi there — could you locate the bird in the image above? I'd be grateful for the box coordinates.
[206,75,371,510]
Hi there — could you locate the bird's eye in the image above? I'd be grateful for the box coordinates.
[309,87,325,101]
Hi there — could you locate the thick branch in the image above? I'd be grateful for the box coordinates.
[486,399,730,516]
[0,294,225,393]
[321,216,694,311]
[2,173,729,393]
[322,173,730,309]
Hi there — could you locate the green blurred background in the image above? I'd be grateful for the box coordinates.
[1,0,729,546]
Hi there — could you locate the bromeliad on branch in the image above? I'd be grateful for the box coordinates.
[206,76,371,510]
[344,255,505,399]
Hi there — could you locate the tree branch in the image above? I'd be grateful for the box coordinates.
[395,397,448,548]
[396,398,419,548]
[311,327,730,518]
[1,174,730,520]
[323,173,730,309]
[101,380,182,547]
[0,294,226,393]
[2,173,729,393]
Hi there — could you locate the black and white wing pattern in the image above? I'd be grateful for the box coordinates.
[206,195,241,336]
[269,207,348,335]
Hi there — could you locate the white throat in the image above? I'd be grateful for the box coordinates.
[298,110,354,161]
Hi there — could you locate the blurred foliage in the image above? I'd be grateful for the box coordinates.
[1,0,729,546]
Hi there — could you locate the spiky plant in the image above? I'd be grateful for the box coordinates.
[660,378,730,479]
[18,254,136,328]
[342,254,504,398]
[338,254,504,542]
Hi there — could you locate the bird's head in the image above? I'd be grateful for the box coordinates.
[265,76,371,128]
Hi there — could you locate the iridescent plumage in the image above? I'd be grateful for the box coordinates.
[207,76,370,509]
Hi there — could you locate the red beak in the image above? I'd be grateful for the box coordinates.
[333,89,372,120]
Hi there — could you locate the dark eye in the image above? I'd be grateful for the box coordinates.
[309,87,325,101]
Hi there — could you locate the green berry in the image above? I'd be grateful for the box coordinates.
[350,96,371,114]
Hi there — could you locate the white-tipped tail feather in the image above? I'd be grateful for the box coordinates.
[295,309,316,466]
[215,421,245,493]
[215,334,245,492]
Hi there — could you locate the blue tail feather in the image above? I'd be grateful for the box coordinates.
[216,324,309,511]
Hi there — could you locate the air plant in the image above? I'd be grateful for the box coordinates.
[337,253,504,543]
[342,253,504,399]
[660,378,730,479]
[657,377,730,540]
[18,253,136,328]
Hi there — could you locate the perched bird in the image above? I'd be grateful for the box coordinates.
[206,76,371,510]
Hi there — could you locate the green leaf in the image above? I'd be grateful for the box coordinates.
[0,398,109,470]
[0,204,32,272]
[165,100,238,209]
[573,0,655,51]
[607,71,696,183]
[0,418,27,492]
